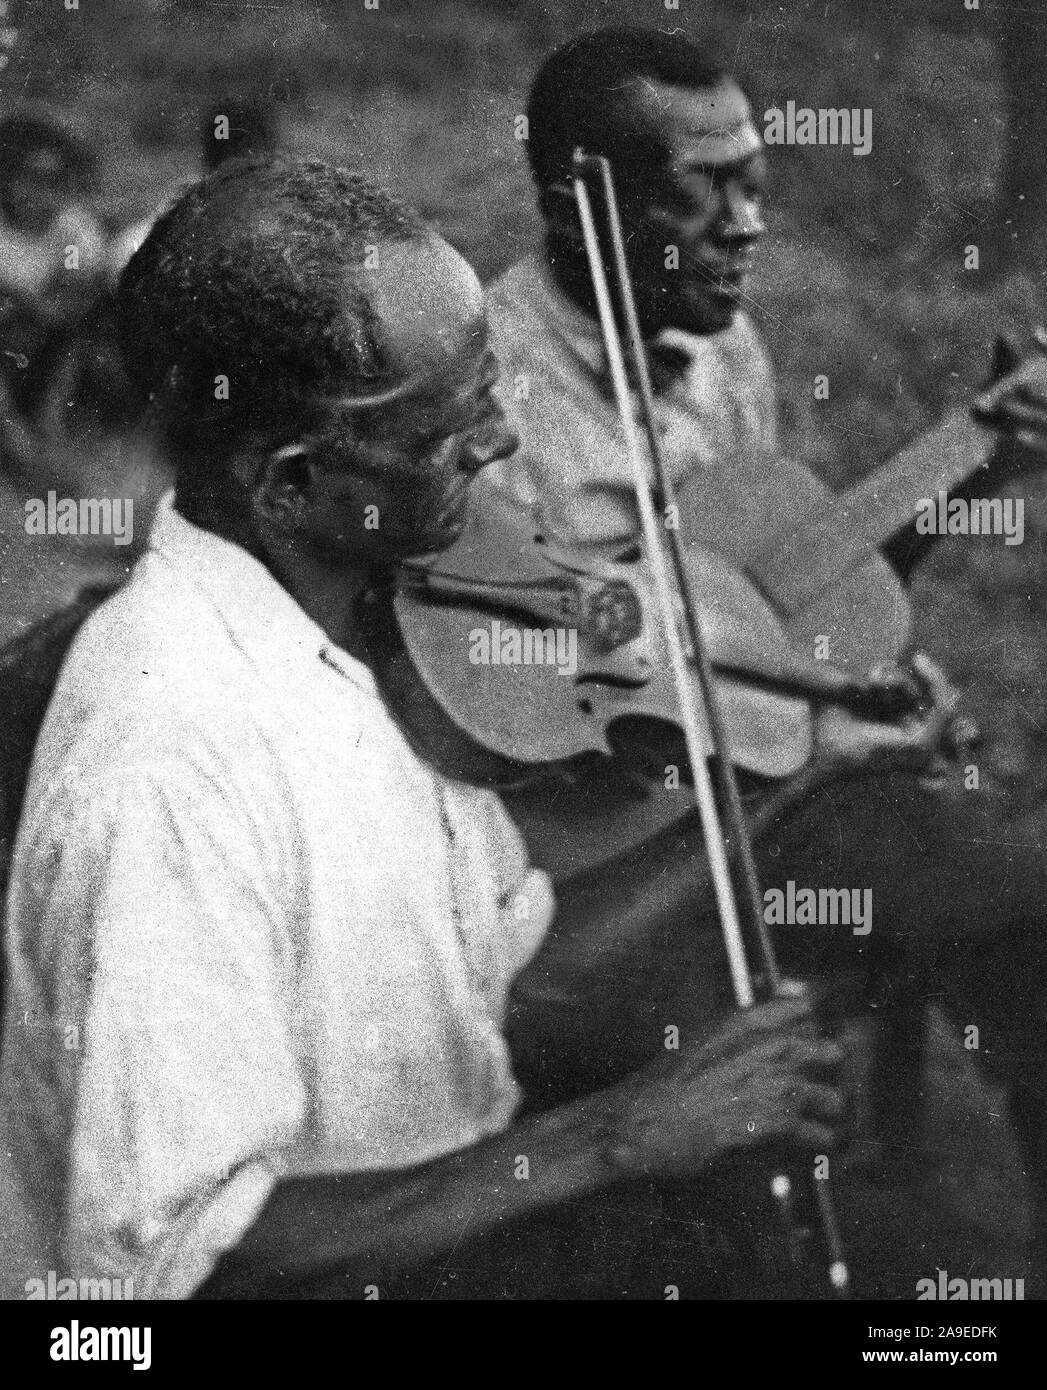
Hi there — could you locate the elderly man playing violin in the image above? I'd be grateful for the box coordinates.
[0,156,867,1301]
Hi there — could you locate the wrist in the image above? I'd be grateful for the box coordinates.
[567,1080,652,1183]
[591,1068,717,1183]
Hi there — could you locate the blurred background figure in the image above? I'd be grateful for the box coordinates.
[0,90,280,616]
[0,106,106,440]
[0,102,154,643]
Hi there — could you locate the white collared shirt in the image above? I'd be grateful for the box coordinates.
[474,251,781,550]
[0,499,553,1299]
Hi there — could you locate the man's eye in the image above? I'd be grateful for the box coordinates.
[651,197,700,223]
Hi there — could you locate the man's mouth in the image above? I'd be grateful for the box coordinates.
[436,479,471,523]
[699,263,751,300]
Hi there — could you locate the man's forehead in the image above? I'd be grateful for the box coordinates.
[626,77,763,170]
[364,234,488,379]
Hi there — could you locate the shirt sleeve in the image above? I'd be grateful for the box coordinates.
[7,746,307,1299]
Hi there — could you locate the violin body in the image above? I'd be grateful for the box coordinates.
[395,489,814,782]
[377,482,942,875]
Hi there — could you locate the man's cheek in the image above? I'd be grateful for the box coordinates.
[365,473,433,535]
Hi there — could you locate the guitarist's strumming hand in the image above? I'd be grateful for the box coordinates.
[808,653,971,789]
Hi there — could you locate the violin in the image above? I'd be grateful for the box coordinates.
[384,487,924,785]
[364,342,1046,888]
[374,336,1046,798]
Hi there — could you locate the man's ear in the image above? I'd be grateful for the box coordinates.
[248,442,316,527]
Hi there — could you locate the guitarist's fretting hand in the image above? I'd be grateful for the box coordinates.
[883,332,1047,584]
[808,653,965,789]
[974,330,1047,461]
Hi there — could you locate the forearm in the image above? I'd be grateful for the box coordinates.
[198,1085,640,1298]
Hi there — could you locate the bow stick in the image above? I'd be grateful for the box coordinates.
[571,147,850,1298]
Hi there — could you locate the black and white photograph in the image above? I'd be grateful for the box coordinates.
[0,0,1045,1357]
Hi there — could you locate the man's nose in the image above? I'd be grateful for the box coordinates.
[718,184,765,242]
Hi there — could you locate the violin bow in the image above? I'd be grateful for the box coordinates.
[571,147,850,1299]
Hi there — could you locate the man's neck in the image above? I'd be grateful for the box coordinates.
[263,545,373,663]
[542,233,671,348]
[543,232,603,325]
[178,492,375,664]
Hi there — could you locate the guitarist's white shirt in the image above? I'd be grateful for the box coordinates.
[0,497,553,1300]
[475,249,780,551]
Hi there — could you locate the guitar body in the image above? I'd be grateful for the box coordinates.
[675,454,912,676]
[676,347,1047,680]
[782,560,912,674]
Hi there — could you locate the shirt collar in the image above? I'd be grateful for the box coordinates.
[146,491,379,701]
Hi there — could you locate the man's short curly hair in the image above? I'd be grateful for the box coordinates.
[525,27,728,203]
[117,158,429,465]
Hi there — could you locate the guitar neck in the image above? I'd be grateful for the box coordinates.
[752,355,1047,616]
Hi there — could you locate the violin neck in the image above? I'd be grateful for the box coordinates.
[752,353,1047,616]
